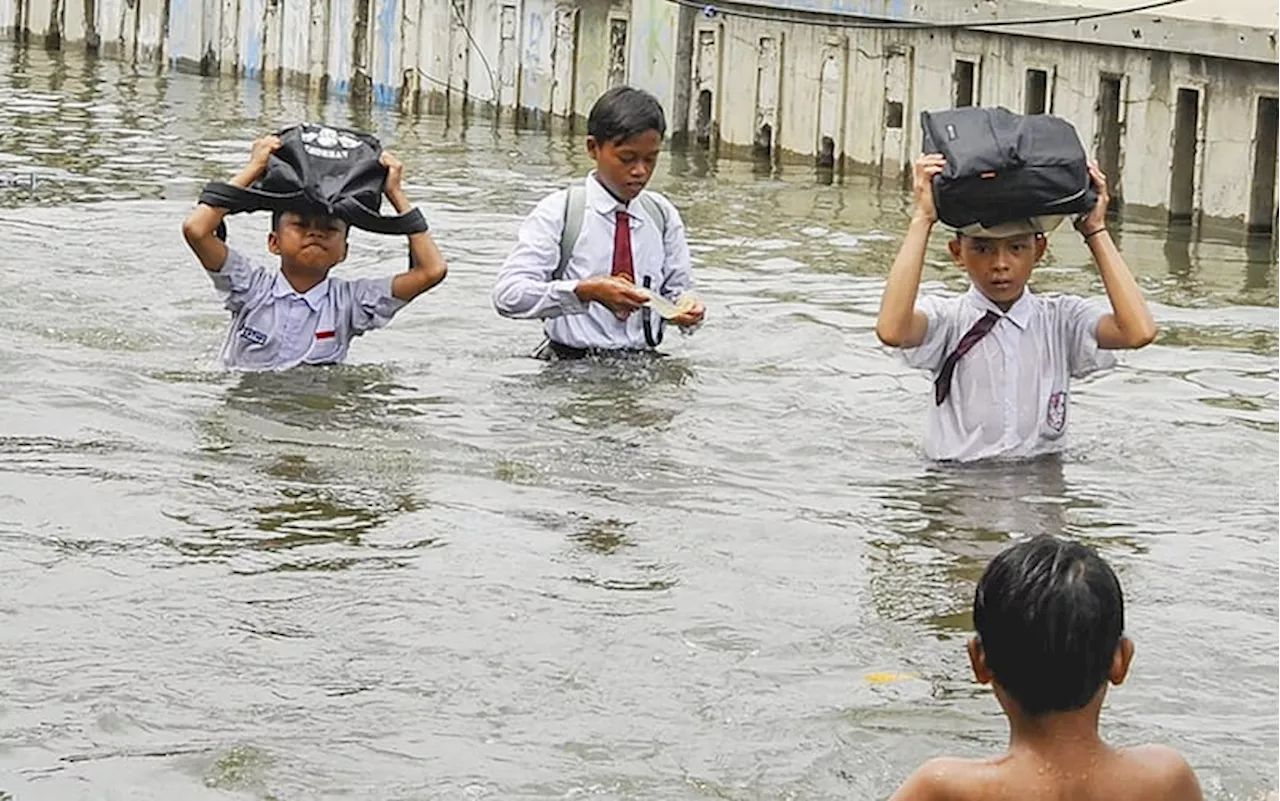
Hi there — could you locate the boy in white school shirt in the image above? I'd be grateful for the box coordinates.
[492,86,706,359]
[875,153,1158,463]
[183,136,448,371]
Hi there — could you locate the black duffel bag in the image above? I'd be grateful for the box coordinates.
[199,122,428,236]
[920,106,1096,232]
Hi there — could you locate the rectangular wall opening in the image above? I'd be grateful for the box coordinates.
[1249,96,1278,233]
[1025,69,1048,115]
[1096,74,1124,211]
[607,18,628,89]
[1169,87,1200,223]
[953,59,975,107]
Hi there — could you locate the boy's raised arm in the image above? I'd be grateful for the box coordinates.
[181,135,280,273]
[876,155,944,349]
[1074,163,1158,350]
[380,153,448,302]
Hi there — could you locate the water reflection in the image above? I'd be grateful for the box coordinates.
[1,36,1276,801]
[219,364,428,432]
[667,145,714,180]
[167,366,435,571]
[867,457,1139,633]
[1165,223,1194,283]
[1245,234,1277,292]
[539,355,696,432]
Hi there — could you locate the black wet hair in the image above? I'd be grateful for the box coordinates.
[974,534,1125,716]
[587,86,667,146]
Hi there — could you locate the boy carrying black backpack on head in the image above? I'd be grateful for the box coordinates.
[875,108,1158,463]
[183,127,448,372]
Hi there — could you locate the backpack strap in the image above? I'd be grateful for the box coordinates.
[198,181,307,215]
[635,192,667,235]
[553,184,668,281]
[197,181,428,235]
[555,183,587,281]
[335,195,430,235]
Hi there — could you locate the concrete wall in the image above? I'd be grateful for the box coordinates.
[691,17,1278,226]
[3,0,1277,229]
[1039,0,1280,29]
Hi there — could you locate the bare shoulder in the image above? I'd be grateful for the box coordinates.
[888,756,995,801]
[1118,744,1204,801]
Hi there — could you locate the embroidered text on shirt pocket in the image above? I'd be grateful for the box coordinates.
[239,325,269,345]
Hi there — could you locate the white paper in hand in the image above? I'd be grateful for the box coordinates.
[641,290,699,320]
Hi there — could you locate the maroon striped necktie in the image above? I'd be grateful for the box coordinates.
[935,310,1001,406]
[612,210,634,282]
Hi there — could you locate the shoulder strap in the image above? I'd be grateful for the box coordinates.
[553,185,669,281]
[555,183,587,281]
[636,192,667,233]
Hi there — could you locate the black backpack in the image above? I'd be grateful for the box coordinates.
[920,106,1096,231]
[199,123,428,236]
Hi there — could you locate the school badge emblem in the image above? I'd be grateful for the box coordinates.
[1046,391,1068,432]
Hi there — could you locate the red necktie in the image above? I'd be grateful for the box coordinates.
[935,310,1001,406]
[612,210,634,282]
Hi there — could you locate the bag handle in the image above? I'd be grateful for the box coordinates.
[334,195,429,235]
[197,181,307,215]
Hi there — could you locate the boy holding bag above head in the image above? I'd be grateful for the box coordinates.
[875,150,1158,463]
[183,128,448,372]
[492,86,705,360]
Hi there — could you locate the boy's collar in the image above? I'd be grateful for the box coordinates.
[273,271,331,310]
[966,285,1037,330]
[587,171,632,213]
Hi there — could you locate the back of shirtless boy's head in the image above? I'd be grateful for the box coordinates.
[973,534,1125,716]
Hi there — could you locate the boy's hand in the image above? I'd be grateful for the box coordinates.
[912,154,946,224]
[381,152,408,206]
[575,276,650,320]
[248,135,281,173]
[669,299,705,328]
[1075,161,1110,236]
[226,134,281,189]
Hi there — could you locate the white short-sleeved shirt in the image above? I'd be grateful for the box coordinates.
[207,248,407,371]
[900,285,1117,462]
[491,172,694,351]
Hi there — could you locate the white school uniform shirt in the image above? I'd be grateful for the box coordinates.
[901,285,1117,462]
[207,247,407,371]
[492,172,693,350]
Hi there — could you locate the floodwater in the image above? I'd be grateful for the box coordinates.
[0,40,1276,801]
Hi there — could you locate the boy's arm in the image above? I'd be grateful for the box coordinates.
[656,201,705,329]
[181,135,279,272]
[1075,163,1158,350]
[875,155,944,348]
[380,154,448,302]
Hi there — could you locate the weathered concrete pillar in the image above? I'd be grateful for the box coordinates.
[669,1,694,146]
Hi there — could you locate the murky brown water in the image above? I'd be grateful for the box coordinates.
[0,41,1276,801]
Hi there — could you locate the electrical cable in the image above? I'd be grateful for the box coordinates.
[448,0,501,105]
[675,0,1189,30]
